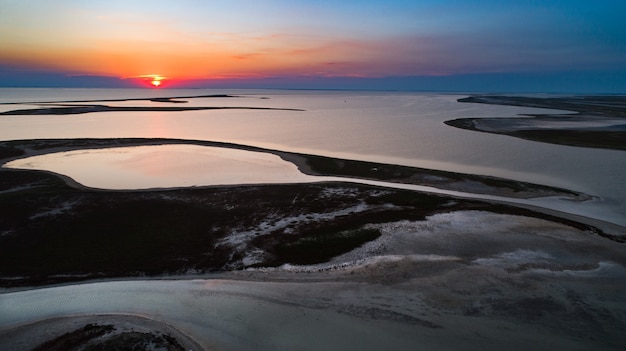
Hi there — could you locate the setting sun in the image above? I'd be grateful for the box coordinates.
[134,74,166,88]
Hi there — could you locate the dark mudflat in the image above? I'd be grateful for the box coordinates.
[446,95,626,151]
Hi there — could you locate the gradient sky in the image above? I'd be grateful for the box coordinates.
[1,0,625,92]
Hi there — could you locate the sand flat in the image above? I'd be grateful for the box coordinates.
[2,211,624,350]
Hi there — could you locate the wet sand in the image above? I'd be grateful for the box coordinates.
[0,315,205,351]
[446,95,626,151]
[1,211,625,350]
[1,132,625,349]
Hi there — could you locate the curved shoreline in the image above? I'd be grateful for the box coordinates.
[2,137,625,350]
[2,209,625,350]
[2,137,622,238]
[448,95,626,151]
[1,137,587,199]
[0,313,206,351]
[0,137,624,294]
[0,104,304,115]
[0,93,242,105]
[2,94,625,351]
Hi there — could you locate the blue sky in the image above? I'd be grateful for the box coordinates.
[1,0,625,92]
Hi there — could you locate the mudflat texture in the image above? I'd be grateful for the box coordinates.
[445,95,626,151]
[1,138,624,350]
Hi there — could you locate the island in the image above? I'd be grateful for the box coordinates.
[1,96,625,350]
[446,95,626,151]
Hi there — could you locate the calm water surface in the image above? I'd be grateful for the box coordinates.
[1,88,624,226]
[5,144,317,189]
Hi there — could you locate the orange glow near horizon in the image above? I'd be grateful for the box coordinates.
[0,34,400,83]
[134,74,165,88]
[151,78,162,88]
[2,1,624,90]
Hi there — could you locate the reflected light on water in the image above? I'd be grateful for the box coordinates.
[4,145,317,190]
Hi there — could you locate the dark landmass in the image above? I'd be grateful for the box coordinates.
[4,315,204,351]
[32,323,116,351]
[301,153,584,199]
[0,105,303,115]
[0,145,24,159]
[0,94,240,105]
[32,323,186,351]
[0,138,606,288]
[0,166,551,288]
[149,97,189,103]
[459,95,626,116]
[445,95,626,151]
[0,93,294,115]
[1,137,586,200]
[2,95,625,350]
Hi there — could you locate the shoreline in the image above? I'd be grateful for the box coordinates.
[3,137,623,238]
[2,209,625,350]
[0,313,207,351]
[0,93,242,105]
[2,138,626,350]
[0,105,304,115]
[1,137,588,199]
[2,94,626,350]
[0,138,623,291]
[448,95,626,151]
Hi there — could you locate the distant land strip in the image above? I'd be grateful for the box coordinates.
[0,105,304,115]
[1,137,619,288]
[458,95,626,116]
[0,137,584,201]
[446,95,626,151]
[0,94,244,105]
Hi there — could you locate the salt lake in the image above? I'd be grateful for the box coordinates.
[2,89,626,351]
[1,89,624,226]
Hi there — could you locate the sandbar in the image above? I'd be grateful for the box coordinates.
[446,95,626,151]
[1,211,625,350]
[1,137,625,350]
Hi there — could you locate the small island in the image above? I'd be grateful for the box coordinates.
[445,95,626,151]
[1,103,625,350]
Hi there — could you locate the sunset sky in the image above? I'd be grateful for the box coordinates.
[1,0,625,92]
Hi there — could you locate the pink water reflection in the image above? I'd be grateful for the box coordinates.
[5,144,317,190]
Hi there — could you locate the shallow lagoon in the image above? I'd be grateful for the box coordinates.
[1,89,624,225]
[2,90,626,351]
[5,144,317,189]
[4,142,623,236]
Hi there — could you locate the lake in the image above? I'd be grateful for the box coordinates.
[2,88,626,351]
[1,88,625,226]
